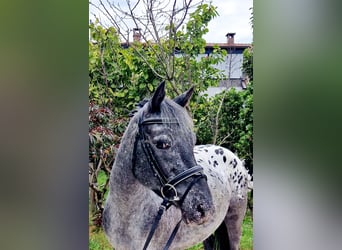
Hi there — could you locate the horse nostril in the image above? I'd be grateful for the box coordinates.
[197,204,205,217]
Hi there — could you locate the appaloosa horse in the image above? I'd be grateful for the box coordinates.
[103,82,250,250]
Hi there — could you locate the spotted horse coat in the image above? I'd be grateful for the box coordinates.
[194,144,252,250]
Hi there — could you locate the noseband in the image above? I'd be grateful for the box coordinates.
[133,117,207,250]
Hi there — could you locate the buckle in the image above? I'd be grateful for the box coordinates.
[160,184,180,202]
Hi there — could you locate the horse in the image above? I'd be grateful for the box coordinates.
[102,82,250,250]
[194,144,252,250]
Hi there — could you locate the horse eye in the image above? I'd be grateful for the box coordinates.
[155,141,171,149]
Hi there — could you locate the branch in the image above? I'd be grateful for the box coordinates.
[147,0,161,44]
[90,0,202,86]
[100,154,114,173]
[89,182,101,192]
[130,44,165,79]
[174,0,193,30]
[100,46,108,87]
[218,132,232,146]
[126,0,168,73]
[212,92,226,145]
[166,0,178,80]
[90,1,129,42]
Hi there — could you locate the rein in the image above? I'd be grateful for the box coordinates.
[134,117,206,250]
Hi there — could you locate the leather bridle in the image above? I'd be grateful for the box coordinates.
[133,117,207,250]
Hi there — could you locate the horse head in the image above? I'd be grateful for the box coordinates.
[132,81,214,225]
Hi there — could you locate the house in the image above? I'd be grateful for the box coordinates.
[126,29,251,95]
[202,33,251,97]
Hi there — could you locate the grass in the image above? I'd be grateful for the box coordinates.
[240,210,253,250]
[89,228,113,250]
[186,243,204,250]
[89,211,253,250]
[185,210,253,250]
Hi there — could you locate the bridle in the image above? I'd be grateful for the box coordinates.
[133,117,207,250]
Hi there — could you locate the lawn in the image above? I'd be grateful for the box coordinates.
[89,210,253,250]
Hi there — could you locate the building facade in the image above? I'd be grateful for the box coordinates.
[125,30,251,94]
[203,33,251,92]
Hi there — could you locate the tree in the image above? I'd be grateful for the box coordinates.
[90,0,226,96]
[88,1,227,228]
[242,46,253,81]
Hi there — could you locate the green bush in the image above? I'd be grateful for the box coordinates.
[192,82,253,172]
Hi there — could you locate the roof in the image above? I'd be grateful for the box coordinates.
[205,43,251,49]
[119,42,252,51]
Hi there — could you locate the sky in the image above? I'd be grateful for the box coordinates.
[203,0,253,43]
[89,0,253,44]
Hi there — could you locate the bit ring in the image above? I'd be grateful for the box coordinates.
[160,184,179,201]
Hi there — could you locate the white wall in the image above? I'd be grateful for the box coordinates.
[215,53,243,79]
[195,53,244,79]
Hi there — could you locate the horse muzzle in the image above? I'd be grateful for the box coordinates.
[180,178,215,225]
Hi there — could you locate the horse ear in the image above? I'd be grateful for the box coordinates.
[173,86,194,107]
[150,81,166,113]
